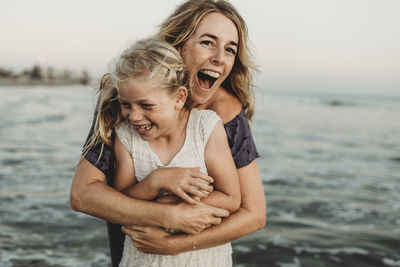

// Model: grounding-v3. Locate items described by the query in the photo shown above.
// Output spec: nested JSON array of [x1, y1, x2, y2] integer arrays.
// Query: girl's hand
[[148, 167, 214, 204]]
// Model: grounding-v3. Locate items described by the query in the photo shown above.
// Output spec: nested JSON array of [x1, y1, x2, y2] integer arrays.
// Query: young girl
[[107, 38, 240, 266]]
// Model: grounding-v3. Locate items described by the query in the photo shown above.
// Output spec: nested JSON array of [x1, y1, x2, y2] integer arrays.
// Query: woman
[[70, 0, 266, 266]]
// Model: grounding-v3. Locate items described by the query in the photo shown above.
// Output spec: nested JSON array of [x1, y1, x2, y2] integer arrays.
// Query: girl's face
[[117, 76, 187, 141], [179, 12, 239, 106]]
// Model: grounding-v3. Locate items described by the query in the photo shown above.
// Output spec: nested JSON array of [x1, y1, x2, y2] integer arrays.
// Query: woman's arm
[[70, 158, 229, 234], [122, 159, 266, 254], [202, 120, 241, 213]]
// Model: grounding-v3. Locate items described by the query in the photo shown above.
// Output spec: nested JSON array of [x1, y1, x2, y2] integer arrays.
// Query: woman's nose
[[211, 46, 225, 66]]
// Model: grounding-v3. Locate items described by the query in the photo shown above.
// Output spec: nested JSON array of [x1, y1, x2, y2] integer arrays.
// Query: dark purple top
[[83, 109, 259, 266]]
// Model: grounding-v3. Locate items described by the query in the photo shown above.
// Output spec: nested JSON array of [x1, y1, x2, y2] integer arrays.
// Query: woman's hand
[[148, 167, 213, 204], [122, 201, 229, 254], [122, 225, 179, 255], [170, 201, 228, 233]]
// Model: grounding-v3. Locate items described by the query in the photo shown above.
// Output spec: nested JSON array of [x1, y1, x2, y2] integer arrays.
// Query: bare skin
[[71, 159, 229, 234], [113, 77, 240, 213], [123, 160, 265, 254], [71, 10, 266, 256], [122, 85, 266, 254]]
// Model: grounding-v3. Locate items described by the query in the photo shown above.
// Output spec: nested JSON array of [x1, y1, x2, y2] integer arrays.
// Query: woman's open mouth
[[197, 70, 220, 90]]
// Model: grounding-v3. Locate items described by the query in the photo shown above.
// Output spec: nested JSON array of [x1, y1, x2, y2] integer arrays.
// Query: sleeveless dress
[[115, 108, 232, 267]]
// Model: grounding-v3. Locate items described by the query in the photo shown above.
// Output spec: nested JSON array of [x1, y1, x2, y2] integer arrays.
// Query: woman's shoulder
[[210, 89, 242, 124], [223, 109, 260, 169], [224, 109, 246, 127]]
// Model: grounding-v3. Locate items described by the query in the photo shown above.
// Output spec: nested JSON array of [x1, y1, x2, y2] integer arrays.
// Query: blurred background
[[1, 0, 399, 266]]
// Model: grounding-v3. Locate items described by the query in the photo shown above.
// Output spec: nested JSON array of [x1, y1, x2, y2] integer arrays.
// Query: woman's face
[[179, 12, 239, 106]]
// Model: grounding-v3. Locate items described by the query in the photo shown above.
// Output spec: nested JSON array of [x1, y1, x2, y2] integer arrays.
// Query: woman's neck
[[196, 87, 242, 124]]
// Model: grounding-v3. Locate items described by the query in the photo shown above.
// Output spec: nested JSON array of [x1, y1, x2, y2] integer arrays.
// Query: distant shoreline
[[0, 78, 90, 87]]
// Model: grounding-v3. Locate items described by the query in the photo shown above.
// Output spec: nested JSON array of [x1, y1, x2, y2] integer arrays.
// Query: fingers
[[189, 179, 213, 193], [183, 184, 209, 200], [190, 168, 214, 183], [122, 226, 142, 243], [210, 216, 222, 226], [122, 225, 146, 233], [132, 240, 145, 249], [175, 188, 197, 204], [210, 206, 229, 218], [121, 225, 132, 235]]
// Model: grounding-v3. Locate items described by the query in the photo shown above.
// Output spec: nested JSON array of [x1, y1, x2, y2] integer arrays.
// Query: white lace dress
[[115, 108, 232, 267]]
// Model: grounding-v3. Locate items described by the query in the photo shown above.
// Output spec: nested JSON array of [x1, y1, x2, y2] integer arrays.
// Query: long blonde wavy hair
[[82, 38, 188, 160], [157, 0, 258, 120]]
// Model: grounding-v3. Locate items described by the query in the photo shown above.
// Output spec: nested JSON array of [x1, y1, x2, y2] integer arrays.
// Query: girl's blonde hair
[[82, 38, 188, 160], [157, 0, 258, 120]]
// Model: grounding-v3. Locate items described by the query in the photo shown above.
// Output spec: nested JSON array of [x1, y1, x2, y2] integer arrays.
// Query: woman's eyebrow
[[200, 33, 238, 47]]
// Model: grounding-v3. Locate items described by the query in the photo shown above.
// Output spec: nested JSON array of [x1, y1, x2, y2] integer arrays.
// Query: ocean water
[[1, 85, 399, 267]]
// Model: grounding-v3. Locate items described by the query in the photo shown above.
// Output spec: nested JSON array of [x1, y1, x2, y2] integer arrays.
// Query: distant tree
[[63, 69, 71, 80], [47, 66, 55, 81], [0, 68, 6, 77], [80, 69, 90, 85], [0, 67, 12, 78], [30, 64, 42, 80], [22, 69, 30, 76]]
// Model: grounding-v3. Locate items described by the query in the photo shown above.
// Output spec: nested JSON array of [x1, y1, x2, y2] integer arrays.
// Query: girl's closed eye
[[141, 103, 155, 110], [119, 102, 131, 109]]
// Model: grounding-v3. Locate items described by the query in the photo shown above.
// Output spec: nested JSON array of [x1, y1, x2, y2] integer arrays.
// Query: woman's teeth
[[200, 70, 220, 79]]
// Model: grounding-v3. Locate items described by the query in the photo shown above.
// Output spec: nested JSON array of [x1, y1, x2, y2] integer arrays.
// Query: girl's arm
[[114, 135, 214, 203], [169, 160, 266, 251], [71, 158, 229, 233], [113, 135, 137, 191], [202, 120, 241, 213], [113, 135, 159, 200], [122, 159, 266, 254]]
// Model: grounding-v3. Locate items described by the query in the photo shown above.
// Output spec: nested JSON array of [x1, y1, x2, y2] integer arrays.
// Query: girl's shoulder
[[189, 108, 221, 148], [191, 107, 219, 117], [190, 108, 221, 127], [115, 120, 133, 138]]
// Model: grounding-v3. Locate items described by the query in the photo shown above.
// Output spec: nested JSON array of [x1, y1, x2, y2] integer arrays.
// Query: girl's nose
[[128, 107, 143, 122]]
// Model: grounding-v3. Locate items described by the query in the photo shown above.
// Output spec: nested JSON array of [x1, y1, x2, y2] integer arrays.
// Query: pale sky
[[1, 0, 399, 92]]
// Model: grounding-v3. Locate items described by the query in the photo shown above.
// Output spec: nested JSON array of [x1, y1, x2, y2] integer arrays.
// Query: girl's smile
[[117, 75, 188, 142], [134, 123, 153, 134]]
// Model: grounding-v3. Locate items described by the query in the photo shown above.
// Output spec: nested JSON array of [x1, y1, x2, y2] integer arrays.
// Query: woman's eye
[[226, 47, 237, 56], [201, 40, 213, 46]]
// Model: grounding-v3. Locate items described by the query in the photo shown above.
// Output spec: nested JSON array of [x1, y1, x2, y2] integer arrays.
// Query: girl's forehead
[[117, 75, 158, 88], [117, 76, 169, 98]]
